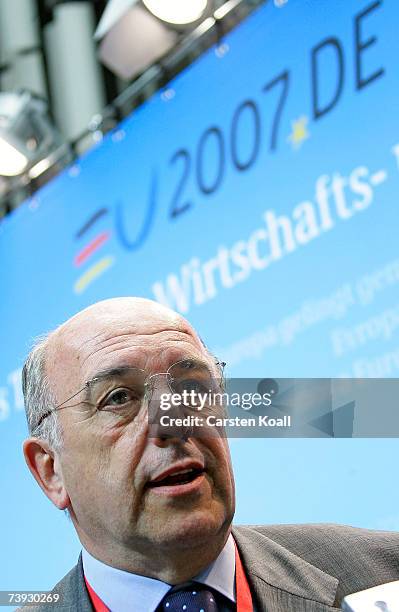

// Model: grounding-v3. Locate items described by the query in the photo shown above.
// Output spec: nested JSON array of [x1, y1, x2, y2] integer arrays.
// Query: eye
[[101, 388, 141, 410], [174, 379, 210, 395]]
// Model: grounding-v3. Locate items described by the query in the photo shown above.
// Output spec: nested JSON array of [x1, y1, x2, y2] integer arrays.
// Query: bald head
[[23, 297, 211, 443], [45, 297, 207, 401], [56, 297, 185, 336], [46, 298, 190, 360], [50, 298, 191, 349]]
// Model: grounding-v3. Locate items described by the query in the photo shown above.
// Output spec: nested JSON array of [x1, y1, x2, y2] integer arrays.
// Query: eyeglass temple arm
[[33, 384, 89, 431]]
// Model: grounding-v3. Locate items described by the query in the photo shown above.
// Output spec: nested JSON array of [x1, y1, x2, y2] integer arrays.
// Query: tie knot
[[160, 583, 219, 612]]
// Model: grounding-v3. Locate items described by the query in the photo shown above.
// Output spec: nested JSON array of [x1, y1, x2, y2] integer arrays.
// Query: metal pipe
[[0, 0, 47, 96], [44, 1, 106, 140]]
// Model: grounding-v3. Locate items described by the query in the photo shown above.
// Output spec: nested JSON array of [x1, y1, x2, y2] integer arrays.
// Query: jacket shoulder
[[242, 522, 399, 550], [234, 523, 399, 602], [17, 556, 92, 612]]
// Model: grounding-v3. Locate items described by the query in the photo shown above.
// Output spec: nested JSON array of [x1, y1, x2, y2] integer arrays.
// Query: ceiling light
[[28, 157, 52, 180], [0, 91, 63, 178], [142, 0, 208, 25], [95, 0, 213, 80], [0, 137, 29, 177]]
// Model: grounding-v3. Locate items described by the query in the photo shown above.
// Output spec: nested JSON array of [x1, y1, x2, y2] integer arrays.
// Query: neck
[[79, 527, 231, 584]]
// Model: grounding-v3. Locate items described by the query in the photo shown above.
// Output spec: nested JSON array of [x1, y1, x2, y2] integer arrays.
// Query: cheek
[[60, 413, 149, 500], [206, 438, 235, 491]]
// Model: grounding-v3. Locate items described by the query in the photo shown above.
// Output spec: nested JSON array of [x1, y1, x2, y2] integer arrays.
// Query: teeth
[[150, 467, 202, 485], [172, 468, 195, 476]]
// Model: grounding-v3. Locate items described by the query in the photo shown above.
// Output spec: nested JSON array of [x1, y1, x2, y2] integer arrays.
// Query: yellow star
[[288, 115, 310, 149]]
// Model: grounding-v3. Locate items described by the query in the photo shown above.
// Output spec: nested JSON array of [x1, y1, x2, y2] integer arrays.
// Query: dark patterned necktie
[[159, 583, 219, 611]]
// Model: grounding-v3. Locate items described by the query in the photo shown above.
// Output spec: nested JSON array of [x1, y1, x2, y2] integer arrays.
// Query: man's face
[[46, 300, 235, 560]]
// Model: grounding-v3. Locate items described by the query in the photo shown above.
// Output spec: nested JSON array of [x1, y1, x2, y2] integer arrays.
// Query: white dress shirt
[[82, 534, 236, 612]]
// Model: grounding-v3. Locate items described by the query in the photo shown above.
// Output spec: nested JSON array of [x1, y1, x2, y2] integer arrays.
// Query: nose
[[146, 374, 191, 445]]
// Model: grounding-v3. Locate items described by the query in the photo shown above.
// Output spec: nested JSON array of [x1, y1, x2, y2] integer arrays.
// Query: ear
[[23, 438, 70, 510]]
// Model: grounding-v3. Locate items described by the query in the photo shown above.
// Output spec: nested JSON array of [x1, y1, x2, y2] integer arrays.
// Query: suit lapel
[[75, 554, 95, 611], [232, 526, 339, 611], [46, 553, 93, 611]]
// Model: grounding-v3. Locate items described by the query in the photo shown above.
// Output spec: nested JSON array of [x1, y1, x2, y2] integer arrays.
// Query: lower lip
[[147, 473, 206, 497]]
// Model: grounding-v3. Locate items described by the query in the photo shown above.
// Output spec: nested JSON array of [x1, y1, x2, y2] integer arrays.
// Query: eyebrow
[[83, 365, 144, 402], [89, 364, 142, 382], [88, 354, 206, 384]]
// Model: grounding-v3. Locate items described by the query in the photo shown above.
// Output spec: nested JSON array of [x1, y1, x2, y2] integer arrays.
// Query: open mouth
[[147, 467, 205, 488]]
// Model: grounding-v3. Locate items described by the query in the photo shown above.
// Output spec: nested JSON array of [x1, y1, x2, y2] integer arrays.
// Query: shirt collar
[[82, 534, 236, 612]]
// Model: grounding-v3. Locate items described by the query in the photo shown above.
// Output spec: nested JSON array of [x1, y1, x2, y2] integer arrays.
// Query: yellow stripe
[[74, 256, 115, 294]]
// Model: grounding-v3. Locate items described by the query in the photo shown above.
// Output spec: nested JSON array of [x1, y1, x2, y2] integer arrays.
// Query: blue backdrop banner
[[1, 0, 399, 595]]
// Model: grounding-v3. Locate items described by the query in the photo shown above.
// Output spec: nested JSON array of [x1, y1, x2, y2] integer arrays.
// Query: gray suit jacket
[[19, 524, 399, 611]]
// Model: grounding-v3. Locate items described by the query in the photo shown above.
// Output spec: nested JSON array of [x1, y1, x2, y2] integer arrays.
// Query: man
[[21, 297, 399, 611]]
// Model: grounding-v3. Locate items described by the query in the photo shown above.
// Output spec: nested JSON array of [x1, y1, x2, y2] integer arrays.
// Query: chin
[[156, 507, 231, 550]]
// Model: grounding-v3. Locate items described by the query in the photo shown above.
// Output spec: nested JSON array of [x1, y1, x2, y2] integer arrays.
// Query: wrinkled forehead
[[45, 307, 208, 395]]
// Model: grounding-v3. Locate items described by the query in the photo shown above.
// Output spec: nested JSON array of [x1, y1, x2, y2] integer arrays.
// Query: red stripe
[[235, 539, 254, 612], [74, 231, 110, 267], [84, 576, 110, 612]]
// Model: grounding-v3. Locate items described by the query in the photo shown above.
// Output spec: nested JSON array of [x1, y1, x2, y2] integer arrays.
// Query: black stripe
[[75, 208, 108, 239]]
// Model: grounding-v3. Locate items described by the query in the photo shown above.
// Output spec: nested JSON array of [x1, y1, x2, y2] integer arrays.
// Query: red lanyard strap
[[235, 540, 254, 612], [85, 576, 109, 612]]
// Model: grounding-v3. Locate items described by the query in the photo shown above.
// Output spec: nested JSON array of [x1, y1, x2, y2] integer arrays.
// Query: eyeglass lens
[[82, 359, 223, 417]]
